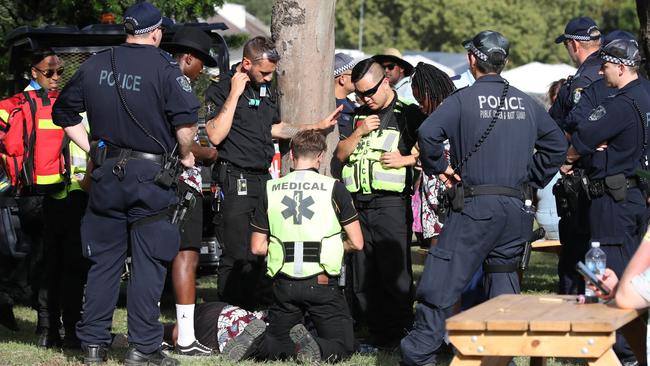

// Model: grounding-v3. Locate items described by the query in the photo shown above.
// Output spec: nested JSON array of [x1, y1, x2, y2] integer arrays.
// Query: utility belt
[[586, 175, 638, 201], [438, 183, 525, 217], [275, 272, 340, 286], [217, 160, 269, 176]]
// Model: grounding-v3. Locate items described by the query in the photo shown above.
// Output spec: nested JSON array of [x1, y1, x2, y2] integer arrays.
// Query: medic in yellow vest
[[244, 130, 363, 363], [251, 131, 363, 278]]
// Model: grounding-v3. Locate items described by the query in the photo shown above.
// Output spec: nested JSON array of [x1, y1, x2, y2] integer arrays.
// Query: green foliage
[[335, 0, 640, 67], [228, 0, 273, 25]]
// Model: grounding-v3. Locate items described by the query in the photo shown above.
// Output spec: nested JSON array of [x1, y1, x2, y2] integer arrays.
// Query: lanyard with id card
[[237, 173, 248, 196]]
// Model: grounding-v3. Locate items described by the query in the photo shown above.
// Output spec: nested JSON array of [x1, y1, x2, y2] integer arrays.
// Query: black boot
[[36, 327, 62, 348], [0, 303, 19, 331], [124, 347, 179, 366], [83, 344, 108, 364]]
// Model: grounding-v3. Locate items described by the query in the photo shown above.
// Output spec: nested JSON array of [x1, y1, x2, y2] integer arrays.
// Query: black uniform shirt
[[251, 168, 359, 233], [336, 97, 356, 139], [52, 43, 199, 154], [205, 65, 281, 171], [549, 51, 603, 130], [572, 78, 650, 179], [418, 74, 567, 189]]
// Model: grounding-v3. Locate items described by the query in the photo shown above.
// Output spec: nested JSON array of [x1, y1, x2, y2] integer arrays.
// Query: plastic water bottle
[[584, 241, 606, 297]]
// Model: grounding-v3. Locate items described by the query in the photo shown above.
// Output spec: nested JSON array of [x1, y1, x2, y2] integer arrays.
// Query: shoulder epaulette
[[159, 49, 178, 65]]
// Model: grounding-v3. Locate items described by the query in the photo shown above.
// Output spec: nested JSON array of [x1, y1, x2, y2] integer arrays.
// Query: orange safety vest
[[0, 89, 66, 195]]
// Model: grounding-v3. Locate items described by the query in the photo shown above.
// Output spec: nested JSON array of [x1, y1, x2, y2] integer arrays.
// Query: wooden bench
[[446, 294, 646, 366], [412, 240, 562, 266]]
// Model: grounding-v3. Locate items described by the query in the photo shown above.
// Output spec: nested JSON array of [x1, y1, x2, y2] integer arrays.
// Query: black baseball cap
[[462, 31, 510, 65], [555, 16, 600, 44]]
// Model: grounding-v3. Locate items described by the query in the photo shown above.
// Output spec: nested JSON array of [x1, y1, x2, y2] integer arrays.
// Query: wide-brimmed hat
[[162, 26, 218, 67], [372, 48, 414, 76]]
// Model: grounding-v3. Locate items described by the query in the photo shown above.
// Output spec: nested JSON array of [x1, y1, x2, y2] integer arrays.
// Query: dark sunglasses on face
[[33, 67, 64, 78], [356, 78, 384, 99], [383, 63, 396, 70]]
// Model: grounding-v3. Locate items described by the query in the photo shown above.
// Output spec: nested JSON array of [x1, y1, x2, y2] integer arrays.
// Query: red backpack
[[0, 89, 66, 196]]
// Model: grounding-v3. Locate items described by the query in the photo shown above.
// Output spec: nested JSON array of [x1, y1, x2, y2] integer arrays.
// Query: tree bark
[[637, 0, 650, 77], [271, 0, 337, 176]]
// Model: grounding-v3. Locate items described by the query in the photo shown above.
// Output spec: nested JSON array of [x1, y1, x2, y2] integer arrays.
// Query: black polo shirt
[[205, 65, 281, 171]]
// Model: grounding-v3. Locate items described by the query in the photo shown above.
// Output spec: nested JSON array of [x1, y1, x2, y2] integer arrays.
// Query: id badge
[[237, 176, 248, 196]]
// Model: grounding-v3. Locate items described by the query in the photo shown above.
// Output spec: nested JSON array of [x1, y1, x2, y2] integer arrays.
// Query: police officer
[[204, 36, 340, 309], [550, 16, 602, 295], [564, 31, 650, 135], [400, 31, 566, 366], [336, 58, 424, 349], [52, 2, 198, 365], [566, 39, 650, 366], [226, 130, 362, 363]]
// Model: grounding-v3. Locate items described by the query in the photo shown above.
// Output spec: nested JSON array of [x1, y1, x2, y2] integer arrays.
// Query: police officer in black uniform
[[335, 58, 424, 349], [204, 36, 340, 309], [52, 2, 198, 365], [566, 40, 650, 366], [400, 31, 566, 366], [550, 17, 602, 295]]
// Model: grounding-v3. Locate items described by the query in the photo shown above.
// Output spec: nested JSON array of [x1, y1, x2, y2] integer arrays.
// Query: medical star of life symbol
[[281, 191, 315, 225]]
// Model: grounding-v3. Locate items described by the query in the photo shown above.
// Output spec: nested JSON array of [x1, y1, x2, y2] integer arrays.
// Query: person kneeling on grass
[[163, 301, 266, 357], [224, 130, 364, 363]]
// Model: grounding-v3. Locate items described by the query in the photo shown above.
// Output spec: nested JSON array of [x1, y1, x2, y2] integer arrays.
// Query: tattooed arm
[[270, 105, 343, 140], [206, 71, 249, 145]]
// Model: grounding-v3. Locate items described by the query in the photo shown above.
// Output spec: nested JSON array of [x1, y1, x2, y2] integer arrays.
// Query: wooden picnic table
[[446, 294, 647, 366]]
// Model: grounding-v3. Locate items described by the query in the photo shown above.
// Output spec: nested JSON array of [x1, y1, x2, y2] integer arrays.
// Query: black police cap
[[124, 1, 163, 35], [598, 39, 641, 67], [462, 31, 510, 65], [555, 16, 600, 44]]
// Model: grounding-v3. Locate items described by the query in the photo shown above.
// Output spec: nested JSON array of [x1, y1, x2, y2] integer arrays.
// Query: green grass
[[0, 251, 583, 365]]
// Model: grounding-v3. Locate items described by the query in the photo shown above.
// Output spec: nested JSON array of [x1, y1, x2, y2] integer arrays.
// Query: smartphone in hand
[[576, 261, 611, 296]]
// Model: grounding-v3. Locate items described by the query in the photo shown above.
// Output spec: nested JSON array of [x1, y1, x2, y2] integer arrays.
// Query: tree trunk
[[637, 0, 650, 77], [271, 0, 337, 176]]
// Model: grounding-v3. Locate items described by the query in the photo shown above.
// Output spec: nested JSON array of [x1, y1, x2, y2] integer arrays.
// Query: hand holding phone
[[576, 261, 611, 296]]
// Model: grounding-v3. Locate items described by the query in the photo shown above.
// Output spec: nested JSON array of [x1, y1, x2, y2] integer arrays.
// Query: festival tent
[[502, 62, 577, 96]]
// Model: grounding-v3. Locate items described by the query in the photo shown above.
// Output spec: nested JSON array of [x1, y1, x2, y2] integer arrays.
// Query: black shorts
[[178, 180, 202, 251]]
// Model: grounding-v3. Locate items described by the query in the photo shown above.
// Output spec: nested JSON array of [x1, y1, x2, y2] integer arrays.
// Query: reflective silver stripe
[[293, 241, 303, 276], [343, 175, 355, 187], [373, 171, 404, 183], [381, 133, 397, 151]]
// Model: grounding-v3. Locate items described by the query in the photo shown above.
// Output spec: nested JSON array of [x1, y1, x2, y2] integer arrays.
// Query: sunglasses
[[383, 63, 397, 71], [356, 78, 384, 99], [33, 67, 64, 78]]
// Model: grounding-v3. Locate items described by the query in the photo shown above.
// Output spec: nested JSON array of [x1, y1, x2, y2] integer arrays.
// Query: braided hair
[[411, 62, 455, 114]]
